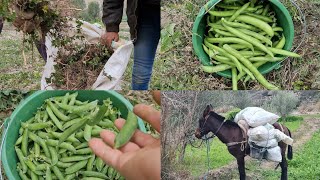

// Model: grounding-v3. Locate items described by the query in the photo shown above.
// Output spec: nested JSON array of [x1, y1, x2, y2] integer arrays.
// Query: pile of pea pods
[[14, 92, 126, 180], [202, 0, 301, 90]]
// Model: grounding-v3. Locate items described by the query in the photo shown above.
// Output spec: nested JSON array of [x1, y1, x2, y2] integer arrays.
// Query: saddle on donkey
[[234, 107, 294, 162]]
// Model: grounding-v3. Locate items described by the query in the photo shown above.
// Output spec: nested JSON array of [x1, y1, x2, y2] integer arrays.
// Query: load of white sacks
[[234, 107, 294, 162]]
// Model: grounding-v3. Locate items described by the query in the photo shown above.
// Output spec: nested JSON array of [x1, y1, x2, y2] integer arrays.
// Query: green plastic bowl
[[192, 0, 294, 78], [1, 90, 146, 180]]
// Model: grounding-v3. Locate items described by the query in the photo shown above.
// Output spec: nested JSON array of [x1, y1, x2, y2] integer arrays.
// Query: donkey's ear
[[209, 104, 213, 109], [203, 105, 211, 118]]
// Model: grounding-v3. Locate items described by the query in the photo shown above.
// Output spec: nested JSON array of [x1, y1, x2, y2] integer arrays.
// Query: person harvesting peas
[[100, 0, 161, 90], [89, 91, 161, 180]]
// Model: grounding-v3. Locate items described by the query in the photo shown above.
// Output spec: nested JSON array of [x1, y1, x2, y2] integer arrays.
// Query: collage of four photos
[[0, 0, 320, 179]]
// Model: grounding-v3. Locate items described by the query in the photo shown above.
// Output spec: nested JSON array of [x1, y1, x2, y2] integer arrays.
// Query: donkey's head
[[195, 104, 213, 139]]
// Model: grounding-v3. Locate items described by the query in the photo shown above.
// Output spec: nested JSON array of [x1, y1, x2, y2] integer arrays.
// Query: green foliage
[[224, 108, 241, 121], [72, 0, 86, 9], [0, 0, 16, 22], [278, 115, 303, 122], [160, 23, 182, 53], [269, 91, 299, 117], [0, 91, 29, 111], [81, 2, 101, 22], [228, 91, 253, 109]]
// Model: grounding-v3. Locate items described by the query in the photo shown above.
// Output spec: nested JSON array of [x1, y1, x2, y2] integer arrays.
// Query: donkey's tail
[[287, 128, 293, 160]]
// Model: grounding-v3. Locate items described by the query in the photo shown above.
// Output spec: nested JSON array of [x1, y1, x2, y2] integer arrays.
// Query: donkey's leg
[[280, 149, 288, 180], [237, 157, 246, 180]]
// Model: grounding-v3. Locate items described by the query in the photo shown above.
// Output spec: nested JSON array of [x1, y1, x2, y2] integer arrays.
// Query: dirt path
[[203, 118, 320, 180]]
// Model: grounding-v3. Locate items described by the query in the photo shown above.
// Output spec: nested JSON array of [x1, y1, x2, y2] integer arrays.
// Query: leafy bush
[[278, 115, 303, 122], [72, 0, 86, 9], [0, 91, 29, 112], [269, 91, 299, 117], [224, 108, 241, 121], [81, 2, 101, 22]]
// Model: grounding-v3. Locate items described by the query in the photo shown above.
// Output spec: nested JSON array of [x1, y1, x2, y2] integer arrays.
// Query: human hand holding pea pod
[[89, 91, 161, 180]]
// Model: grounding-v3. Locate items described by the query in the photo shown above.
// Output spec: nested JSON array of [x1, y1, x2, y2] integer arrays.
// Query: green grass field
[[0, 25, 44, 89], [178, 138, 234, 177], [260, 130, 320, 179]]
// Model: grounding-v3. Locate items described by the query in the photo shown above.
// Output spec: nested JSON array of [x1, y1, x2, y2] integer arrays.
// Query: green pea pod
[[56, 161, 74, 168], [268, 47, 300, 58], [65, 173, 76, 180], [18, 168, 30, 180], [114, 111, 138, 149], [229, 2, 250, 21], [232, 68, 238, 90], [203, 40, 243, 73], [47, 101, 70, 121], [87, 155, 96, 171], [28, 131, 51, 158], [15, 147, 28, 173], [59, 117, 90, 144], [51, 166, 64, 180], [244, 12, 273, 23], [235, 15, 274, 37], [238, 28, 272, 46], [48, 146, 58, 166], [201, 64, 232, 73], [87, 104, 109, 126], [80, 171, 109, 179], [46, 106, 63, 131], [60, 155, 92, 163], [96, 157, 104, 172], [221, 19, 274, 57], [65, 160, 88, 174], [209, 10, 236, 17], [275, 35, 286, 49], [249, 56, 283, 62], [45, 167, 52, 180], [21, 128, 28, 156], [205, 37, 254, 51], [22, 122, 52, 131], [15, 136, 23, 146], [223, 44, 279, 90], [84, 125, 92, 141]]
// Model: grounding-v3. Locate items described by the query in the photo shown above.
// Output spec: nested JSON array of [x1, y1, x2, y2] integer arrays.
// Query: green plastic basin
[[1, 90, 146, 180], [192, 0, 294, 78]]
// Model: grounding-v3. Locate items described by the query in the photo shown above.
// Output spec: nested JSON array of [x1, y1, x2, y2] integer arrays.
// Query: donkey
[[195, 105, 293, 180]]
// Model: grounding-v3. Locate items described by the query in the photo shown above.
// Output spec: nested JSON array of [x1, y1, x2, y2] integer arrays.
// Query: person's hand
[[100, 31, 119, 49], [89, 91, 161, 180]]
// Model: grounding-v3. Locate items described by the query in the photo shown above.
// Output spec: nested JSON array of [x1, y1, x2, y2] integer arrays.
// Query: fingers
[[99, 130, 140, 152], [114, 119, 158, 147], [134, 104, 161, 133], [152, 91, 161, 105], [89, 138, 122, 168]]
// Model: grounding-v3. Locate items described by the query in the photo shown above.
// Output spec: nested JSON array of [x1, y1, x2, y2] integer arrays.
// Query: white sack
[[248, 123, 275, 142], [273, 129, 294, 146], [249, 138, 278, 148], [234, 107, 280, 127], [266, 146, 282, 162], [248, 124, 293, 146], [41, 20, 133, 90]]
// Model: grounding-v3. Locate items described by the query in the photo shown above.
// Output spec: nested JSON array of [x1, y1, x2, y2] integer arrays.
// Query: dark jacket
[[102, 0, 160, 41]]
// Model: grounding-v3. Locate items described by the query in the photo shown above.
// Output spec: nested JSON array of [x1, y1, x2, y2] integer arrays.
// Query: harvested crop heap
[[14, 92, 127, 179], [7, 0, 110, 89], [52, 41, 111, 89], [202, 0, 301, 90]]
